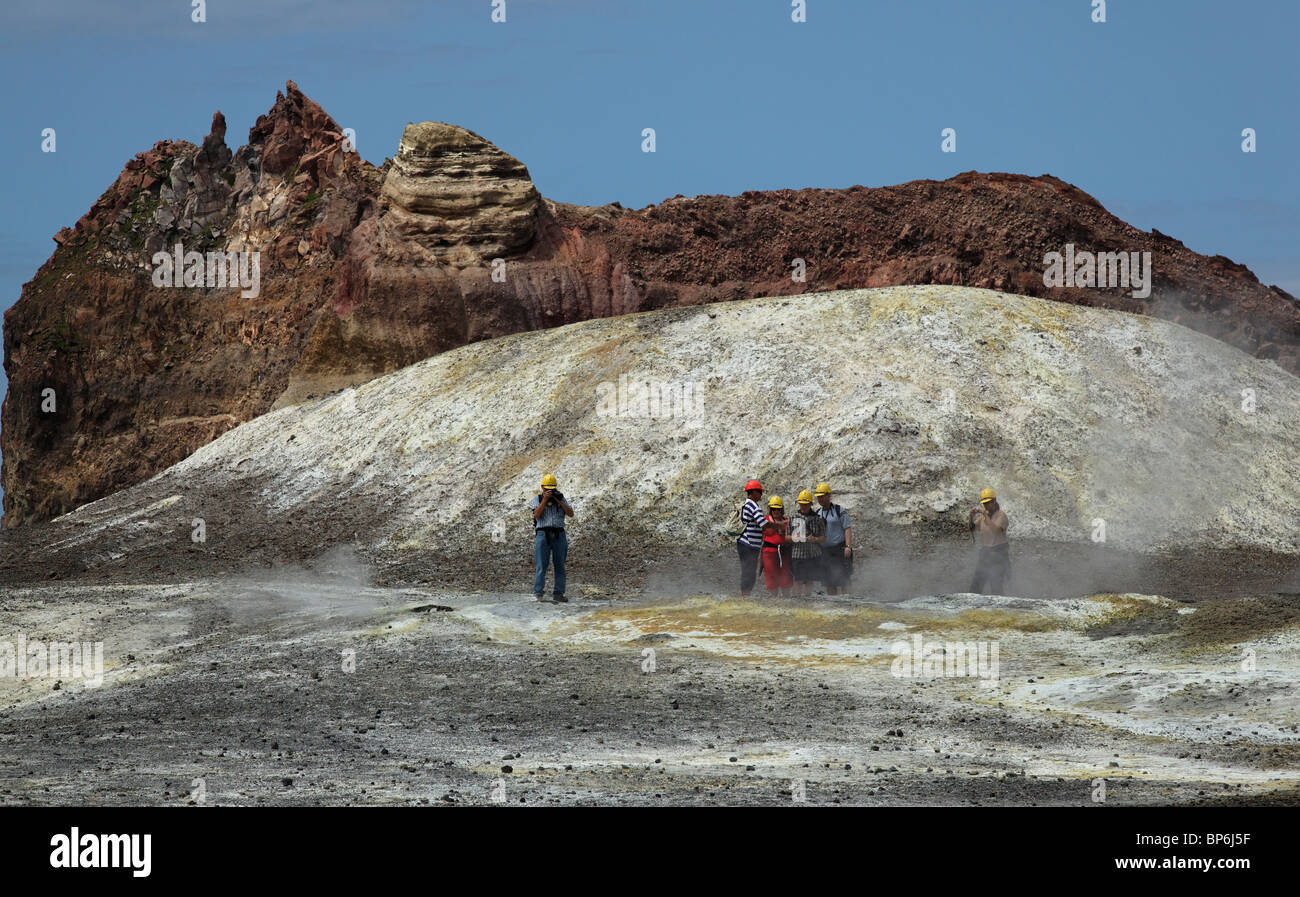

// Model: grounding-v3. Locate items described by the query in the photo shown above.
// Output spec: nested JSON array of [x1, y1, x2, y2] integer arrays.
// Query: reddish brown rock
[[4, 82, 1298, 527], [249, 80, 354, 183]]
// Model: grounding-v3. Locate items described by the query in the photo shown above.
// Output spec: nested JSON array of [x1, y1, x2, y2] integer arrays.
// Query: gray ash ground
[[1, 531, 1298, 806]]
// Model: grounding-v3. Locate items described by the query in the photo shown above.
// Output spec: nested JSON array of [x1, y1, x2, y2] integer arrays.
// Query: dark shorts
[[792, 556, 822, 583], [822, 544, 853, 587]]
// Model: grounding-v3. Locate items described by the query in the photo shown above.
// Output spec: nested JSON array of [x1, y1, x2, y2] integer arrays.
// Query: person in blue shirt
[[530, 473, 574, 602], [815, 481, 853, 595]]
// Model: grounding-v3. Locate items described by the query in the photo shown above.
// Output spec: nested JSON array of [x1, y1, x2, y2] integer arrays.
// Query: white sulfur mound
[[55, 285, 1300, 561]]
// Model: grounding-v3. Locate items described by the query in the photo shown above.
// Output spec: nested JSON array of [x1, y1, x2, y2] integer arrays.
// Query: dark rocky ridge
[[4, 81, 1297, 526]]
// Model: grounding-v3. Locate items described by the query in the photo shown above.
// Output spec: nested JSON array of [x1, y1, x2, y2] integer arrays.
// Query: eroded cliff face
[[2, 82, 376, 525], [5, 82, 1298, 526]]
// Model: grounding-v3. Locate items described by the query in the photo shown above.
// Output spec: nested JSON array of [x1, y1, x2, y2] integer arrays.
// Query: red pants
[[762, 547, 793, 591]]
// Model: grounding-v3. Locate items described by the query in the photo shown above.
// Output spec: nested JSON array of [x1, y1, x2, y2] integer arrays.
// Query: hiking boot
[[553, 594, 568, 603], [534, 593, 546, 602]]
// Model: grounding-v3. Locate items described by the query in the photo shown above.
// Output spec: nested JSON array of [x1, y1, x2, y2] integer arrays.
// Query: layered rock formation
[[5, 82, 1299, 526], [379, 121, 540, 263], [8, 286, 1300, 587]]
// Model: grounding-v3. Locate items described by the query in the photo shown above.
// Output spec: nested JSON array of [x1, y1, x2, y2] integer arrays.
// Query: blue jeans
[[533, 528, 568, 596]]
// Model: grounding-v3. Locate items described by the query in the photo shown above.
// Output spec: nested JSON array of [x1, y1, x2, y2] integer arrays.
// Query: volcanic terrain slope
[[5, 81, 1297, 525], [7, 285, 1299, 588]]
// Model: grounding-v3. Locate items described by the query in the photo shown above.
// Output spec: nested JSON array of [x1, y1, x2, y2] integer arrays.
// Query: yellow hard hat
[[980, 487, 996, 503], [797, 490, 814, 504], [541, 474, 558, 488], [767, 495, 784, 510], [815, 482, 832, 496]]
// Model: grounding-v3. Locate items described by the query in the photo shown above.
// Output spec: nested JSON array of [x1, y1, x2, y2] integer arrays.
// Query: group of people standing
[[735, 480, 854, 598], [733, 479, 1011, 598], [527, 471, 1011, 601]]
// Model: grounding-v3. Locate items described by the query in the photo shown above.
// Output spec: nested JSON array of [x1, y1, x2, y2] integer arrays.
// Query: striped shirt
[[531, 493, 570, 529], [737, 499, 765, 548]]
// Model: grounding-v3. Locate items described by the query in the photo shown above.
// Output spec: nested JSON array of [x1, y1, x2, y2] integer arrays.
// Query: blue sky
[[1, 0, 1297, 462]]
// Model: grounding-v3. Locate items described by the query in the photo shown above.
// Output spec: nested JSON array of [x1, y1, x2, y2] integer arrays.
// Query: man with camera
[[968, 487, 1010, 594], [531, 473, 575, 602]]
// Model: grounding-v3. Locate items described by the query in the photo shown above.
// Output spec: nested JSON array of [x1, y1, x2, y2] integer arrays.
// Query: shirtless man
[[969, 487, 1010, 594]]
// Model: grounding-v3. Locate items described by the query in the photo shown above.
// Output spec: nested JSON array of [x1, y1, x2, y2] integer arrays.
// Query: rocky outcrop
[[5, 82, 1299, 527], [379, 121, 540, 264], [8, 286, 1300, 586], [2, 82, 369, 526]]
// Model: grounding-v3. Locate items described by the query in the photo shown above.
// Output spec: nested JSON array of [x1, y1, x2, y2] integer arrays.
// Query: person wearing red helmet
[[736, 479, 766, 596]]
